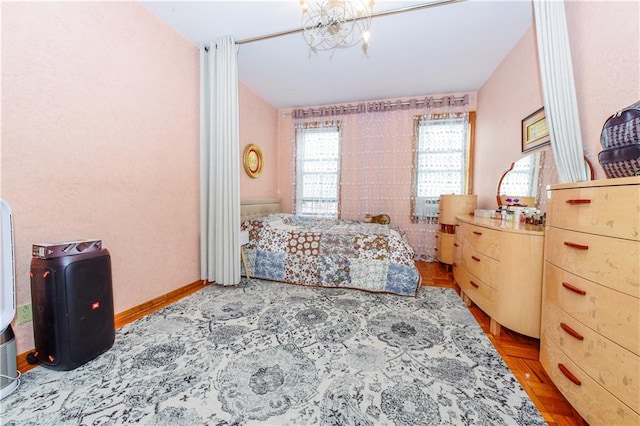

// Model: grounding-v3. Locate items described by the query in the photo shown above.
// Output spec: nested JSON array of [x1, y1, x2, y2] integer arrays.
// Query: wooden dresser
[[453, 215, 544, 338], [436, 195, 477, 266], [540, 177, 640, 425]]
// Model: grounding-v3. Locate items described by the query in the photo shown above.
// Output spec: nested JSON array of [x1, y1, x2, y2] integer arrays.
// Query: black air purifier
[[30, 248, 114, 371]]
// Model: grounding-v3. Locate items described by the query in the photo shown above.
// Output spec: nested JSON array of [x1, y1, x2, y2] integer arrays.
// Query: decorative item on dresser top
[[541, 176, 640, 425], [435, 194, 477, 268], [453, 215, 544, 338], [598, 100, 640, 178]]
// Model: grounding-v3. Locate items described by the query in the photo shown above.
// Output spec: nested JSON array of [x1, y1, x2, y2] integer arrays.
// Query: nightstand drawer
[[544, 262, 640, 354], [542, 300, 640, 409], [545, 227, 640, 297], [436, 231, 455, 265], [540, 336, 640, 425]]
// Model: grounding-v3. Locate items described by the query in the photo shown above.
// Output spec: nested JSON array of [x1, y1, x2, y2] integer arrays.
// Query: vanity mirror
[[496, 150, 594, 210]]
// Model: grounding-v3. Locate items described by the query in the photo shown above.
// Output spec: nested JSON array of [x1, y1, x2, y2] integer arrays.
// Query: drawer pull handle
[[562, 282, 587, 296], [435, 235, 439, 239], [471, 255, 481, 262], [453, 243, 459, 247], [473, 231, 482, 236], [470, 280, 479, 288], [563, 241, 589, 250], [558, 363, 582, 386], [565, 199, 591, 205], [560, 323, 584, 340]]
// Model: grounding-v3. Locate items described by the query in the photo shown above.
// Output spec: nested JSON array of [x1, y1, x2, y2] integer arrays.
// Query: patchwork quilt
[[242, 214, 420, 296]]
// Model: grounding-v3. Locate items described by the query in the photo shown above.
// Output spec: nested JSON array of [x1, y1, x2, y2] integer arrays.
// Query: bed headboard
[[241, 198, 281, 223]]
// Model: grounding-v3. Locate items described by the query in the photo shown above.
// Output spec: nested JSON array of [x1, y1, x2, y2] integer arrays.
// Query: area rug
[[0, 279, 545, 425]]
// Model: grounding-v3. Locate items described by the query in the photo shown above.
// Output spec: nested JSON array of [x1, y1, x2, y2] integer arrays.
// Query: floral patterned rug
[[1, 279, 545, 425]]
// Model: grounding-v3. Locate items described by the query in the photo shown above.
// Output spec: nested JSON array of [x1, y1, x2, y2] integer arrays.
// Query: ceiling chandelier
[[300, 0, 374, 55]]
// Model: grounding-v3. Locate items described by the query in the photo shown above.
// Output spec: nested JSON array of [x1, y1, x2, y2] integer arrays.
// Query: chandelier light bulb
[[301, 0, 374, 54]]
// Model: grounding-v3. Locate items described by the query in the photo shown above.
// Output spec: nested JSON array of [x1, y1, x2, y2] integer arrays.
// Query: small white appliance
[[0, 198, 18, 399]]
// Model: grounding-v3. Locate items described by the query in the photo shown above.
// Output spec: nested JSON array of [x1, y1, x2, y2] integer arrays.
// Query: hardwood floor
[[417, 260, 587, 426]]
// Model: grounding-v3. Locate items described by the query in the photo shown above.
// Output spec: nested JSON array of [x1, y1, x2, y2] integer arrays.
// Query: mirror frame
[[495, 161, 516, 207], [496, 155, 595, 207]]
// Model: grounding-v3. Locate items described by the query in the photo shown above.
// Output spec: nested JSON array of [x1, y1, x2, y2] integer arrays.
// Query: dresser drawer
[[455, 219, 465, 243], [545, 227, 640, 297], [462, 223, 501, 260], [540, 336, 640, 425], [547, 183, 640, 241], [453, 264, 496, 316], [544, 262, 640, 354], [542, 300, 640, 410], [461, 244, 499, 289]]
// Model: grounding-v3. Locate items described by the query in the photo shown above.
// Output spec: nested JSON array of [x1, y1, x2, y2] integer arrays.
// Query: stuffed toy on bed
[[363, 214, 391, 224]]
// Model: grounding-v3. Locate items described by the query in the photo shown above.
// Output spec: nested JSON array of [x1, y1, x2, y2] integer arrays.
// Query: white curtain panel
[[533, 0, 587, 183], [200, 36, 241, 286]]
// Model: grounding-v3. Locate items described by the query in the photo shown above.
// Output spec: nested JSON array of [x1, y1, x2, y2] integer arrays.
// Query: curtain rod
[[289, 94, 471, 118], [235, 0, 464, 46]]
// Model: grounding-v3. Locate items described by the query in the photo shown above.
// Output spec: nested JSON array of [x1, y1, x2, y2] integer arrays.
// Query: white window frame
[[295, 125, 341, 218]]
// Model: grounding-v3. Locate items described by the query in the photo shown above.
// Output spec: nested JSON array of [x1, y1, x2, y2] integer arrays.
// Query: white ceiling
[[140, 0, 533, 109]]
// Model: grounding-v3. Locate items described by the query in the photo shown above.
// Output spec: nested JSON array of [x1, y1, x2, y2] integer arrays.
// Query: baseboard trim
[[114, 280, 209, 328], [17, 279, 209, 373]]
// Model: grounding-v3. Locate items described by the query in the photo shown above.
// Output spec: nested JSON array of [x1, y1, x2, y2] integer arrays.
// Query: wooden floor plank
[[417, 260, 586, 426]]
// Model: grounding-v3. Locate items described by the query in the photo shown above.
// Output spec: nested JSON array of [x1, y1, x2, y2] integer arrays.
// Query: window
[[413, 113, 473, 218], [296, 126, 341, 218]]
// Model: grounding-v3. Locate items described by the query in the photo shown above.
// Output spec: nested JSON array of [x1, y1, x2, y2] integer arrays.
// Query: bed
[[240, 199, 421, 296]]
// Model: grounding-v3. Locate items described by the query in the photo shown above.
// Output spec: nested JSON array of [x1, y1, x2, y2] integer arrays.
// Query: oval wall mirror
[[496, 151, 594, 209]]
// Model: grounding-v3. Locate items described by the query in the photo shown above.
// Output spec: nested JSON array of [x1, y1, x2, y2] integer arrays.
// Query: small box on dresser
[[541, 176, 640, 425]]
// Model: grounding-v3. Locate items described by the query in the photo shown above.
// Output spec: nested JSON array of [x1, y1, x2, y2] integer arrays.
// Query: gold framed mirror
[[243, 144, 263, 178]]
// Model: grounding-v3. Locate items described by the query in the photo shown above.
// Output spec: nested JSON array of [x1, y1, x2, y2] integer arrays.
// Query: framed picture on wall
[[521, 107, 550, 152], [243, 144, 264, 178]]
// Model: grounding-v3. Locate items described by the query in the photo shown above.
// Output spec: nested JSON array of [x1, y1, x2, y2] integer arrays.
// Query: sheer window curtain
[[413, 107, 470, 261], [293, 121, 342, 217], [290, 95, 470, 261], [200, 36, 241, 286], [533, 0, 587, 182]]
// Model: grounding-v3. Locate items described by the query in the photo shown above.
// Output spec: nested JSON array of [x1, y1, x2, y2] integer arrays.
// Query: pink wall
[[475, 26, 543, 209], [1, 2, 200, 353], [277, 114, 295, 213], [239, 84, 279, 199], [475, 1, 639, 209], [565, 0, 640, 174]]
